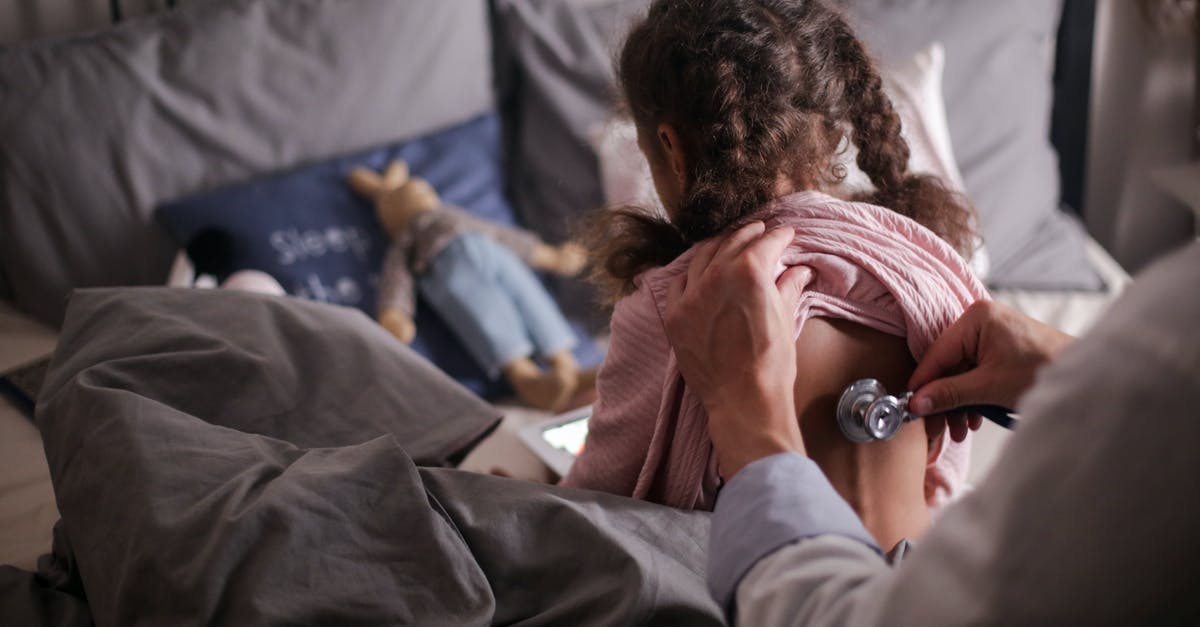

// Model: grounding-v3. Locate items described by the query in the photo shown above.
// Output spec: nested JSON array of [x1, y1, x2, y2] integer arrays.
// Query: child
[[561, 0, 989, 547]]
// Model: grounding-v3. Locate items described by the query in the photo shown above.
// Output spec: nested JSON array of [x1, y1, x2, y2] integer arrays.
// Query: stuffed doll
[[347, 160, 591, 411]]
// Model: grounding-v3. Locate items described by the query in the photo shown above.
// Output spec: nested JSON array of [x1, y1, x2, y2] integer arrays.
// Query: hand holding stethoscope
[[898, 300, 1074, 444], [837, 378, 1017, 443], [659, 222, 1075, 477]]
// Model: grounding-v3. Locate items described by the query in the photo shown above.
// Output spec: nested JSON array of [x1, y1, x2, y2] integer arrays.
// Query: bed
[[0, 0, 1126, 623]]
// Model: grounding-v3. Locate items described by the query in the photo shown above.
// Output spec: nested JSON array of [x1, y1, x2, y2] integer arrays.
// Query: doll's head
[[378, 177, 439, 234], [586, 0, 975, 303], [349, 160, 441, 237]]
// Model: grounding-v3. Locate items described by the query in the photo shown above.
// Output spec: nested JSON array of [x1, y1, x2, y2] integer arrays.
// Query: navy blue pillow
[[158, 112, 602, 399]]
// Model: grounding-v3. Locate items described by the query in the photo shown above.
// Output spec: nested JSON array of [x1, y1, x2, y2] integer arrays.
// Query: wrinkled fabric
[[1, 287, 723, 626], [564, 191, 990, 510]]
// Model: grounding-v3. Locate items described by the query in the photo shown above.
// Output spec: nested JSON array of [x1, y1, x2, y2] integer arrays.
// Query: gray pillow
[[0, 0, 494, 326], [840, 0, 1099, 289], [493, 0, 649, 245], [492, 0, 650, 326]]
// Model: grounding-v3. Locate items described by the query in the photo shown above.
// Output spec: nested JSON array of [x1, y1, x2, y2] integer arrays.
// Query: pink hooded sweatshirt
[[561, 190, 990, 511]]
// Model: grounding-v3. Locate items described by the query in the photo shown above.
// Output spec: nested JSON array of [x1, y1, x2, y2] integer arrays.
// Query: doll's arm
[[451, 207, 586, 276], [377, 246, 417, 343], [529, 241, 587, 276]]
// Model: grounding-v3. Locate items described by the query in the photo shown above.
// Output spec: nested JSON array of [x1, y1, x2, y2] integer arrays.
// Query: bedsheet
[[0, 288, 721, 626]]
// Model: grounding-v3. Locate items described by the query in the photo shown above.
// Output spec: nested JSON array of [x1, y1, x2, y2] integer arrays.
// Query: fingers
[[908, 300, 987, 392], [666, 270, 687, 312], [675, 222, 795, 315], [910, 370, 988, 417], [709, 221, 769, 269], [775, 264, 812, 318], [922, 412, 981, 446], [688, 221, 764, 288], [924, 414, 947, 443], [948, 421, 968, 443], [736, 226, 794, 274], [946, 413, 969, 443]]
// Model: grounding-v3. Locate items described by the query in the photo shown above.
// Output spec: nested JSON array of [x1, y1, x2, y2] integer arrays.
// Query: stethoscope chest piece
[[836, 378, 911, 443]]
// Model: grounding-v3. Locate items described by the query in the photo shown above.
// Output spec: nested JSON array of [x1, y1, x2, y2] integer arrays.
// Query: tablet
[[516, 405, 592, 477]]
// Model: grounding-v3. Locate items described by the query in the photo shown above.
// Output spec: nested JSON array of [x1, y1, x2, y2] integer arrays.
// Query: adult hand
[[908, 300, 1074, 442], [663, 222, 813, 478]]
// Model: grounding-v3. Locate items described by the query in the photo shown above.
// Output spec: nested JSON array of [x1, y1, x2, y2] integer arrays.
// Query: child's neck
[[771, 174, 836, 199]]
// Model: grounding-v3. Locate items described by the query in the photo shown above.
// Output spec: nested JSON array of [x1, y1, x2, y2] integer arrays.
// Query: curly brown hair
[[587, 0, 977, 303]]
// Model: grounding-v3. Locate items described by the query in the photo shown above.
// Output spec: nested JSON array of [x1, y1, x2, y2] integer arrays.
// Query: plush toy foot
[[546, 350, 579, 378], [556, 366, 598, 411], [505, 357, 577, 412], [575, 366, 598, 395], [568, 365, 592, 389]]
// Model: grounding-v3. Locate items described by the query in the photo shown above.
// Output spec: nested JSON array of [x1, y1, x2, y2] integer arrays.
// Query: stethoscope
[[836, 378, 1017, 443]]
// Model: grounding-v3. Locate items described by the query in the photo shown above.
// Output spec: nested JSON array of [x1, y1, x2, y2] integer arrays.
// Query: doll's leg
[[483, 240, 594, 400], [483, 240, 577, 360], [501, 357, 575, 412], [419, 236, 574, 410], [419, 242, 533, 377]]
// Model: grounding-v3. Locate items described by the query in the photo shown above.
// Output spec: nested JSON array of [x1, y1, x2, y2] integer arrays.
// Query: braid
[[840, 33, 909, 197], [678, 52, 778, 242], [832, 20, 976, 256], [587, 0, 976, 304]]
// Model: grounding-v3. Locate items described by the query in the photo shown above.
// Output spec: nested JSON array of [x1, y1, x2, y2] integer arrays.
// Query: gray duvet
[[0, 288, 721, 626]]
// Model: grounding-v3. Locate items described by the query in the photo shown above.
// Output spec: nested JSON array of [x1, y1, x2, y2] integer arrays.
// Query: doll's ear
[[383, 160, 410, 189], [347, 167, 384, 200]]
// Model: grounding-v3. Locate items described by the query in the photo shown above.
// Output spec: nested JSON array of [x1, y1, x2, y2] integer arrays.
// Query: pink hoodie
[[562, 191, 990, 511]]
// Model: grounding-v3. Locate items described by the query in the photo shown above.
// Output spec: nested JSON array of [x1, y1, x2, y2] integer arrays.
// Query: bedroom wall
[[1087, 0, 1197, 272], [0, 0, 170, 44]]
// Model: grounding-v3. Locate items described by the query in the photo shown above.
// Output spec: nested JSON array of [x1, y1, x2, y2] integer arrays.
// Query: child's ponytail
[[582, 206, 689, 306]]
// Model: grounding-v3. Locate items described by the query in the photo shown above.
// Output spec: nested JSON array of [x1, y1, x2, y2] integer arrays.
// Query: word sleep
[[291, 273, 379, 306], [270, 227, 373, 266]]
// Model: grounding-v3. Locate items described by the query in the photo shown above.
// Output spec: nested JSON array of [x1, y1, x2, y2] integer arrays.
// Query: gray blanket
[[0, 288, 721, 626]]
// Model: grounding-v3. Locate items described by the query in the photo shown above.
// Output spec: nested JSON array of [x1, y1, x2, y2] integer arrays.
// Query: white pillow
[[891, 43, 967, 189], [589, 116, 665, 215], [588, 43, 989, 279]]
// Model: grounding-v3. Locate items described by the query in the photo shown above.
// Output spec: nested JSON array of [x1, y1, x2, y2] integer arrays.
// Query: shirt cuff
[[707, 452, 880, 613]]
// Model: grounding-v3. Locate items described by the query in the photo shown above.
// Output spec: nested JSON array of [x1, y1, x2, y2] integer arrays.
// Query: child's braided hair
[[588, 0, 976, 303]]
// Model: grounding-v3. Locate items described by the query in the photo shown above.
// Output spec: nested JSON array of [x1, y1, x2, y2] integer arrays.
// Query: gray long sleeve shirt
[[709, 241, 1200, 626]]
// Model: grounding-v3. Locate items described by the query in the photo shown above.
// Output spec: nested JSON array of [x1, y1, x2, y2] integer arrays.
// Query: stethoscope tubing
[[954, 404, 1017, 430]]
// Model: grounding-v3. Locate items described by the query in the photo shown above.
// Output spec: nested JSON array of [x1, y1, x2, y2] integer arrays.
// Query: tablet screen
[[541, 415, 589, 456]]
